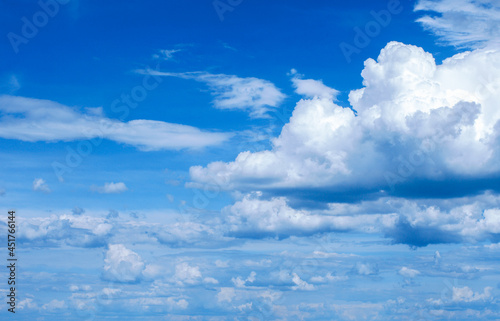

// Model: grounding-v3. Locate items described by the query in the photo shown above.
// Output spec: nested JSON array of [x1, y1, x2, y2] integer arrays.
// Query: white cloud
[[310, 273, 348, 284], [398, 267, 421, 278], [152, 221, 225, 247], [142, 264, 162, 279], [153, 49, 181, 60], [33, 178, 51, 193], [103, 244, 145, 283], [167, 298, 189, 310], [290, 69, 339, 100], [127, 296, 189, 311], [92, 182, 128, 194], [18, 298, 38, 310], [42, 299, 65, 311], [223, 193, 388, 237], [478, 208, 500, 233], [220, 190, 500, 244], [291, 273, 315, 291], [231, 271, 256, 288], [203, 277, 219, 284], [139, 70, 286, 118], [217, 287, 236, 303], [354, 263, 379, 276], [415, 0, 500, 49], [190, 42, 500, 194], [232, 277, 245, 288], [174, 262, 202, 285], [0, 95, 230, 150], [452, 286, 493, 302], [18, 213, 112, 247]]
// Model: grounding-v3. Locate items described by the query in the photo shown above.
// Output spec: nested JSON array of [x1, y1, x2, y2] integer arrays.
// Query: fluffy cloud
[[290, 69, 339, 100], [102, 244, 145, 283], [17, 213, 112, 247], [91, 182, 128, 194], [237, 191, 500, 246], [190, 42, 500, 200], [415, 0, 500, 49], [452, 286, 493, 302], [33, 178, 51, 193], [309, 273, 348, 284], [353, 262, 379, 276], [223, 193, 390, 238], [398, 267, 421, 278], [140, 70, 286, 118], [13, 192, 500, 248], [291, 273, 315, 291], [231, 271, 256, 288], [217, 287, 236, 303], [174, 262, 202, 285], [0, 95, 230, 150], [384, 196, 500, 246], [42, 299, 66, 311]]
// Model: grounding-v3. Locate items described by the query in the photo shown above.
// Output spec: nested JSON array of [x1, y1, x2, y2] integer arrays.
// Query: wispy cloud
[[138, 70, 286, 118], [152, 49, 182, 61], [0, 95, 231, 150], [415, 0, 500, 48]]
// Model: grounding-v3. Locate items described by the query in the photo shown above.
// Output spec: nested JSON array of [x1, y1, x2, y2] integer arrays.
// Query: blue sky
[[1, 0, 500, 319]]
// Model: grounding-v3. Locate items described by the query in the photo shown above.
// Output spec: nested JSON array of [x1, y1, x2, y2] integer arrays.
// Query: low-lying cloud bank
[[6, 190, 500, 247]]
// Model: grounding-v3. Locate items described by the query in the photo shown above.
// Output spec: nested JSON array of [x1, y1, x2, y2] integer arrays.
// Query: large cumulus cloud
[[186, 41, 500, 246], [190, 42, 500, 200]]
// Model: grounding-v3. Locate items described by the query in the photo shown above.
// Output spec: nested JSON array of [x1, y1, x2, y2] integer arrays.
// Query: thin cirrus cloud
[[138, 70, 286, 118], [152, 48, 182, 61], [415, 0, 500, 48], [0, 95, 231, 150]]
